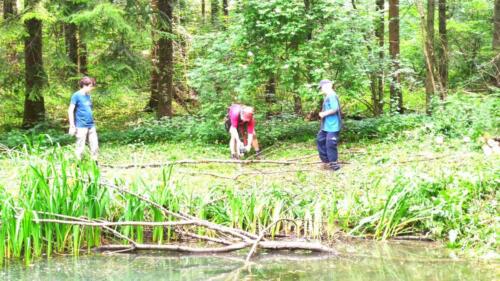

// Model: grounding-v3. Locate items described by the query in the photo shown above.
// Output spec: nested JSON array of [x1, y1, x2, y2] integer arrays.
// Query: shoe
[[255, 150, 262, 160], [329, 163, 340, 171]]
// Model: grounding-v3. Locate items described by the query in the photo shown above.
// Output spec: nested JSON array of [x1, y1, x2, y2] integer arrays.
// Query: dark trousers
[[316, 130, 339, 164]]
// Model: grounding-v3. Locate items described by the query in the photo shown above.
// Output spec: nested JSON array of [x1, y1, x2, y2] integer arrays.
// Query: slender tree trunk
[[265, 75, 276, 104], [494, 0, 500, 49], [389, 0, 402, 114], [493, 0, 500, 86], [201, 0, 205, 21], [223, 0, 228, 17], [437, 0, 447, 99], [304, 0, 312, 40], [373, 0, 385, 116], [23, 1, 46, 128], [78, 28, 88, 75], [157, 0, 174, 118], [211, 0, 219, 25], [290, 34, 302, 116], [147, 0, 160, 112], [425, 0, 436, 114], [3, 0, 18, 72], [64, 23, 79, 78], [3, 0, 15, 18]]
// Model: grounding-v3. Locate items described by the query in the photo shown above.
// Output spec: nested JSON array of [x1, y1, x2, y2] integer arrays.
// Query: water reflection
[[1, 241, 497, 281]]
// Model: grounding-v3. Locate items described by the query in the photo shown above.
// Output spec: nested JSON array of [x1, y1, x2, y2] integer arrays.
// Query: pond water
[[1, 241, 497, 281]]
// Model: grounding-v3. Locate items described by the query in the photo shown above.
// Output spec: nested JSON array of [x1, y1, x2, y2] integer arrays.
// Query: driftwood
[[176, 168, 323, 181], [101, 158, 349, 169], [96, 241, 336, 254], [24, 207, 337, 257], [13, 161, 338, 259], [15, 178, 336, 259], [100, 180, 259, 242]]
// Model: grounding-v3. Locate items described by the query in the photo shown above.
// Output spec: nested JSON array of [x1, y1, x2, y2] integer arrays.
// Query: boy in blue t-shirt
[[68, 76, 98, 160], [316, 79, 342, 171]]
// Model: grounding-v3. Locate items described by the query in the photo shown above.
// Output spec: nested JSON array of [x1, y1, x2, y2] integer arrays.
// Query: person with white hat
[[316, 79, 342, 171]]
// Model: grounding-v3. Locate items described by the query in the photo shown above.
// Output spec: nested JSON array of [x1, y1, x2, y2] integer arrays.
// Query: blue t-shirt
[[321, 92, 341, 132], [70, 91, 94, 128]]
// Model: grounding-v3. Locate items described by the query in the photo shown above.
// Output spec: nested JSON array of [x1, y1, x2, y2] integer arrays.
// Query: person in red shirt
[[225, 104, 261, 159]]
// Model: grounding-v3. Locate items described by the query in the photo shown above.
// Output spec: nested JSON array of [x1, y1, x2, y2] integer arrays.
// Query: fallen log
[[96, 240, 337, 255]]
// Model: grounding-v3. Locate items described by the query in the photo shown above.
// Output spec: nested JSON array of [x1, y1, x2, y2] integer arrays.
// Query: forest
[[0, 0, 499, 276]]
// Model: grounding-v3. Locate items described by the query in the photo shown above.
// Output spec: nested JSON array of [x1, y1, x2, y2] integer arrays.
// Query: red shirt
[[228, 104, 255, 134]]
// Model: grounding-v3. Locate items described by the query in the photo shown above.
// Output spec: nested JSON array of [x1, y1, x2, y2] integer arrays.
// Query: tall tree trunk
[[223, 0, 228, 17], [290, 33, 302, 116], [389, 0, 402, 114], [437, 0, 447, 99], [78, 28, 88, 75], [425, 0, 436, 114], [211, 0, 218, 25], [157, 0, 174, 118], [23, 1, 46, 128], [265, 75, 276, 104], [3, 0, 15, 18], [494, 0, 500, 49], [201, 0, 205, 21], [304, 0, 312, 40], [373, 0, 385, 116], [3, 0, 18, 72], [64, 22, 79, 78], [493, 0, 500, 86], [147, 0, 160, 112]]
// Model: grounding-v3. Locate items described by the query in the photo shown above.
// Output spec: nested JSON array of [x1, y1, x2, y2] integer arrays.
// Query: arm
[[246, 134, 254, 151], [319, 96, 339, 118], [319, 108, 338, 118], [245, 119, 255, 151], [68, 104, 76, 135]]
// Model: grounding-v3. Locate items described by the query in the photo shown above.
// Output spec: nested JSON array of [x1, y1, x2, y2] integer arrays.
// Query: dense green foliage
[[0, 0, 497, 128]]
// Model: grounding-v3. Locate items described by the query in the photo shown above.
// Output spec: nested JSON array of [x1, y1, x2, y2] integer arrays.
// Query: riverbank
[[0, 134, 498, 263]]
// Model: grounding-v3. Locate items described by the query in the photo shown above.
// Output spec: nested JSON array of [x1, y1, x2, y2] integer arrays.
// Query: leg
[[316, 130, 328, 163], [239, 125, 247, 146], [229, 134, 238, 159], [326, 131, 340, 170], [88, 127, 99, 161], [251, 133, 260, 152], [75, 128, 88, 160]]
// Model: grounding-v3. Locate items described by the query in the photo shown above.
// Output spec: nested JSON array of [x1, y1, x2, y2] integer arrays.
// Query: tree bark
[[265, 75, 276, 104], [494, 0, 500, 86], [157, 0, 174, 118], [211, 0, 219, 25], [78, 29, 88, 75], [389, 0, 402, 114], [147, 39, 160, 112], [223, 0, 228, 17], [437, 0, 447, 99], [146, 0, 160, 112], [373, 0, 385, 116], [425, 0, 436, 114], [64, 22, 79, 78], [290, 38, 303, 116], [494, 0, 500, 49], [3, 0, 15, 18], [201, 0, 205, 21], [23, 1, 47, 128]]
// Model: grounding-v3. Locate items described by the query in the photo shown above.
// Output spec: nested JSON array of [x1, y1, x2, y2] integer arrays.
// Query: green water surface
[[1, 241, 497, 281]]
